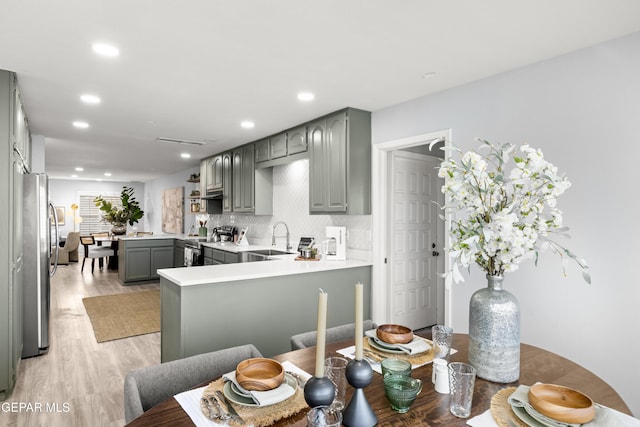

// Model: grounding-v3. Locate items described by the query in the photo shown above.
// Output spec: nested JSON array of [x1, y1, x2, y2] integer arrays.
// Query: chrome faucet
[[272, 221, 292, 251]]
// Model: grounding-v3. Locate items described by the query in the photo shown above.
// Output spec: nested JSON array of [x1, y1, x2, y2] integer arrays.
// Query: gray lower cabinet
[[174, 240, 185, 267], [203, 247, 238, 265], [119, 239, 175, 284], [309, 108, 371, 214], [160, 266, 372, 361]]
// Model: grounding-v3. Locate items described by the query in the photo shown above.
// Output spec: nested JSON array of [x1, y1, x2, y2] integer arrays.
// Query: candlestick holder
[[304, 376, 335, 408], [342, 359, 377, 427]]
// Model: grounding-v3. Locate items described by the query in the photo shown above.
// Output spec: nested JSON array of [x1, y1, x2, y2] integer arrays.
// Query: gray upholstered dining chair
[[80, 235, 114, 273], [290, 320, 377, 351], [123, 344, 263, 423], [55, 231, 80, 265]]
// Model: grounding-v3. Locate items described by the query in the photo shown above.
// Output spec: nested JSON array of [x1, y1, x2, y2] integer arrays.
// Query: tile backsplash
[[206, 158, 372, 260]]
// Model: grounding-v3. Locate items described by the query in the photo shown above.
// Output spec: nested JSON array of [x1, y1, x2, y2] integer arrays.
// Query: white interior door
[[388, 150, 444, 329]]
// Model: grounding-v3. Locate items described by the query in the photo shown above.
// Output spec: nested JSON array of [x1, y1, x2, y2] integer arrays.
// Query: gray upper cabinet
[[210, 155, 223, 191], [254, 139, 270, 163], [309, 108, 371, 214], [270, 132, 287, 159], [231, 143, 272, 215], [232, 144, 254, 213], [13, 85, 30, 172], [287, 125, 307, 155], [254, 127, 307, 166], [199, 159, 207, 201], [222, 151, 233, 213]]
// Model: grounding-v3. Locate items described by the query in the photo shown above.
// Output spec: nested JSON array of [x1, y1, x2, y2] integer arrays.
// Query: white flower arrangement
[[437, 139, 590, 283]]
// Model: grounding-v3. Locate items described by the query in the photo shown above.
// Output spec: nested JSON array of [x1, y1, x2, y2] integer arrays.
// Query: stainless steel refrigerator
[[22, 173, 59, 358]]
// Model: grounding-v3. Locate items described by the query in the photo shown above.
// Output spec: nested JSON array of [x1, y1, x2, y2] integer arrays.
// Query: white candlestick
[[315, 289, 328, 377], [355, 282, 364, 360]]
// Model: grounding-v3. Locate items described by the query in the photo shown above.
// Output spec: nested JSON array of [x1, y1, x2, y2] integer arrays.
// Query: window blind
[[78, 194, 122, 235]]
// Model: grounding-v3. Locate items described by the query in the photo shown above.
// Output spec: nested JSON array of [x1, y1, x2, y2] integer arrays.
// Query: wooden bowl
[[528, 383, 596, 424], [235, 358, 285, 391], [376, 324, 413, 344]]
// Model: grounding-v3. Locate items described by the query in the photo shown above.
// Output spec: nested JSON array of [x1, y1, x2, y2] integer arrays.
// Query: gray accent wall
[[372, 31, 640, 415]]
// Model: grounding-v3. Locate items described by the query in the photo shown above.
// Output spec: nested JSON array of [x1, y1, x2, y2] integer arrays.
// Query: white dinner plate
[[512, 405, 558, 427], [223, 373, 297, 407]]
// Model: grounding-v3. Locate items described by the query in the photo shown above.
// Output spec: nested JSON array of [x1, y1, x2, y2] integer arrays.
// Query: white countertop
[[157, 255, 372, 287]]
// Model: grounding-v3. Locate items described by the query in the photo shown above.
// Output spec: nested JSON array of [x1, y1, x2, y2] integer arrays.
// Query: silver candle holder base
[[342, 359, 377, 427]]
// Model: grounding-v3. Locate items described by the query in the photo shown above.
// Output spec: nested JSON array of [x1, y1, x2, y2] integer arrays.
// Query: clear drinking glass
[[431, 325, 454, 360], [306, 405, 343, 427], [448, 362, 476, 418], [324, 356, 348, 411]]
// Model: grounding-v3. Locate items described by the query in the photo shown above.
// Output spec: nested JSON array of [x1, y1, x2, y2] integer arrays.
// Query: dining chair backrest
[[56, 231, 80, 265], [80, 235, 96, 247], [290, 320, 377, 350], [91, 232, 109, 238], [123, 344, 263, 423]]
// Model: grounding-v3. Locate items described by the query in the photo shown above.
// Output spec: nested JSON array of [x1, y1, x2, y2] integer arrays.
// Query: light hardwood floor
[[3, 260, 160, 427]]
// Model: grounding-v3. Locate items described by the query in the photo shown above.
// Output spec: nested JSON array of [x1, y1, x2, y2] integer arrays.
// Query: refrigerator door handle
[[49, 202, 59, 276]]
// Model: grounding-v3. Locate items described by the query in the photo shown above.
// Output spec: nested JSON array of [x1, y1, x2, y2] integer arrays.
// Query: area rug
[[82, 290, 160, 343]]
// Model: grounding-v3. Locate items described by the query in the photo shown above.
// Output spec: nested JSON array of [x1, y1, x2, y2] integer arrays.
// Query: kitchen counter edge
[[157, 256, 372, 287]]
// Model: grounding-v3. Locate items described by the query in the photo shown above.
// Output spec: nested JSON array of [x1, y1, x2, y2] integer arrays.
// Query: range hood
[[201, 190, 223, 199]]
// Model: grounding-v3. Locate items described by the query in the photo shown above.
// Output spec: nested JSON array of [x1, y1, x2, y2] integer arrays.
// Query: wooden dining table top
[[125, 333, 631, 426]]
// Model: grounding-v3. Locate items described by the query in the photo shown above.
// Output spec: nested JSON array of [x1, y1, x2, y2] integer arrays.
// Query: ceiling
[[2, 1, 640, 182]]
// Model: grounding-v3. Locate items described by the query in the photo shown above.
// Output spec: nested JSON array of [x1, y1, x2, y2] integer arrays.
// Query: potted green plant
[[94, 186, 144, 235]]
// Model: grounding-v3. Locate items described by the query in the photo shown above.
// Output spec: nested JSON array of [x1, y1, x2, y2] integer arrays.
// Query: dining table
[[124, 332, 631, 426]]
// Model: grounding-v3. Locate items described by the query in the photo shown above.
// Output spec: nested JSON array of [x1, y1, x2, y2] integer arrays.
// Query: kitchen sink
[[247, 249, 295, 256]]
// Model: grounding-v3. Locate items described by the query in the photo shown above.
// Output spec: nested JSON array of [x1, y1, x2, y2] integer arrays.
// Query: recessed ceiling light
[[104, 172, 112, 177], [75, 167, 84, 172], [96, 178, 103, 182], [81, 94, 101, 104], [422, 72, 437, 79], [92, 43, 119, 57], [71, 174, 78, 178], [181, 153, 191, 159], [241, 121, 255, 129], [297, 92, 315, 101], [73, 121, 89, 129]]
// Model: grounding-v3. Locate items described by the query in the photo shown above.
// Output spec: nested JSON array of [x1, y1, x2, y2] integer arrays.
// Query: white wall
[[372, 32, 640, 415], [143, 166, 200, 235], [49, 179, 146, 237]]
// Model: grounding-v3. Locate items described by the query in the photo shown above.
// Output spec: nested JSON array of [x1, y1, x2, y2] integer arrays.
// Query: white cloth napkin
[[174, 385, 220, 427], [337, 345, 441, 375], [173, 360, 310, 427], [365, 329, 431, 355], [467, 385, 640, 427], [222, 370, 296, 407]]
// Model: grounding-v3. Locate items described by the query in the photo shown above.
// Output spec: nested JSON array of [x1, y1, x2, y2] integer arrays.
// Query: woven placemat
[[200, 378, 307, 427], [364, 336, 435, 364], [490, 387, 528, 427]]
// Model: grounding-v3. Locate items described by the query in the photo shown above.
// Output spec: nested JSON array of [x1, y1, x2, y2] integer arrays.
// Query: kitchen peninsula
[[157, 248, 372, 362]]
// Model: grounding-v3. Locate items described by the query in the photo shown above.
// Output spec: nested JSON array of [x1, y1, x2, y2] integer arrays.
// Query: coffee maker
[[323, 226, 346, 261]]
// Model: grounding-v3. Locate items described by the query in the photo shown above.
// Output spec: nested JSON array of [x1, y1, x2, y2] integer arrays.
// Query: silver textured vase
[[468, 275, 520, 383], [111, 222, 127, 235]]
